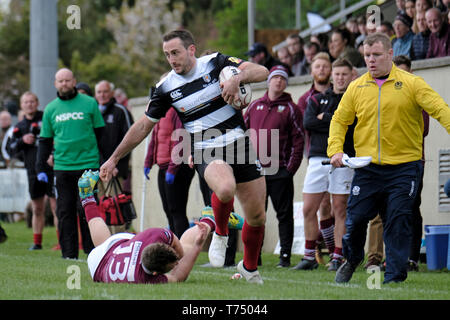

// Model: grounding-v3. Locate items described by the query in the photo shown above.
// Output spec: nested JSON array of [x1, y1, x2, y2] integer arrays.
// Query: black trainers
[[328, 258, 343, 271], [292, 258, 318, 270], [335, 261, 356, 283], [29, 244, 42, 251], [407, 260, 419, 272], [277, 253, 291, 268]]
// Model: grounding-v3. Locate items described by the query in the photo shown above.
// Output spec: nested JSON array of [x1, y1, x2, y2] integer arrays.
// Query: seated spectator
[[286, 34, 309, 76], [406, 0, 419, 33], [411, 10, 431, 60], [396, 0, 406, 13], [415, 0, 432, 14], [246, 42, 292, 75], [426, 7, 450, 58], [436, 0, 450, 14], [346, 17, 360, 40], [393, 12, 415, 57], [355, 15, 368, 49], [329, 28, 365, 67], [310, 33, 330, 55], [377, 21, 397, 44], [276, 46, 294, 71], [303, 42, 320, 74]]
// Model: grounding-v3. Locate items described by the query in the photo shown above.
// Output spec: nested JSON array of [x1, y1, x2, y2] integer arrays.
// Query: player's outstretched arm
[[237, 61, 269, 84], [100, 115, 155, 182], [165, 222, 209, 283]]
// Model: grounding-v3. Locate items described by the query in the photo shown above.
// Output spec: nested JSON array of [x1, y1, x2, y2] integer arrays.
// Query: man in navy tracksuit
[[244, 65, 304, 267]]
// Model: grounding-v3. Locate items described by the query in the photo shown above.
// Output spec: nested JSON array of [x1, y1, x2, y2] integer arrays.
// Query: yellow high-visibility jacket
[[327, 63, 450, 165]]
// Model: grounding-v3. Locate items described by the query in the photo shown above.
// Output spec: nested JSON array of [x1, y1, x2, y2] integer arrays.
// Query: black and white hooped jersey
[[145, 52, 246, 150]]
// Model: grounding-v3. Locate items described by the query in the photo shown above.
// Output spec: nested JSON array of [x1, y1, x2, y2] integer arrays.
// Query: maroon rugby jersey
[[93, 228, 174, 284]]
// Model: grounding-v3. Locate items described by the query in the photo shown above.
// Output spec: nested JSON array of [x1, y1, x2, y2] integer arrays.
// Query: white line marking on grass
[[191, 269, 362, 288], [191, 269, 450, 295]]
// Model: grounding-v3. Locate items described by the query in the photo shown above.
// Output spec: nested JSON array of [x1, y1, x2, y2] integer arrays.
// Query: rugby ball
[[219, 66, 252, 110]]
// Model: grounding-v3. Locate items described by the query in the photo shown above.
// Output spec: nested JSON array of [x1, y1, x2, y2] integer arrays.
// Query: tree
[[0, 0, 30, 106], [100, 0, 185, 96], [207, 0, 247, 59]]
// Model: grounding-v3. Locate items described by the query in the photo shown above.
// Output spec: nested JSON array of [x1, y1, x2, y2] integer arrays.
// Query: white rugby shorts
[[303, 156, 354, 194], [87, 233, 135, 278]]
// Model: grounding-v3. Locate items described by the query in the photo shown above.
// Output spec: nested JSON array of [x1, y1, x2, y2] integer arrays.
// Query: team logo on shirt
[[256, 105, 264, 110], [352, 185, 360, 196], [228, 57, 242, 64], [55, 112, 84, 122], [277, 106, 285, 112], [203, 74, 211, 83], [170, 89, 183, 101], [394, 81, 403, 90]]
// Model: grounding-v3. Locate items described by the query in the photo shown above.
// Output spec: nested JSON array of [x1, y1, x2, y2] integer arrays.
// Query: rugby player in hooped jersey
[[100, 29, 269, 284]]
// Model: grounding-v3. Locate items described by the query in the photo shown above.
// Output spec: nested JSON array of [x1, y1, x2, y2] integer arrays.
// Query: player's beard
[[58, 87, 76, 97], [315, 76, 330, 85]]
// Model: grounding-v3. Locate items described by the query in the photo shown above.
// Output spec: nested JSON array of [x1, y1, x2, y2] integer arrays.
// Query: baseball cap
[[245, 42, 267, 57], [267, 65, 289, 84]]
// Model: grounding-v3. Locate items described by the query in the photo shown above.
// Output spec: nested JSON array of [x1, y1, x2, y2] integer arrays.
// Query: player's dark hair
[[162, 29, 195, 49], [141, 243, 179, 274], [332, 58, 354, 70], [393, 55, 412, 69]]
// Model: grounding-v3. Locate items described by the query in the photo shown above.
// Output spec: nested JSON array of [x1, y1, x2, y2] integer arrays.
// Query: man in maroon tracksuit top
[[244, 65, 304, 267]]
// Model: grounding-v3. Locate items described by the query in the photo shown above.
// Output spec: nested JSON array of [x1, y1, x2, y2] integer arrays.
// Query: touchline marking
[[191, 269, 450, 295]]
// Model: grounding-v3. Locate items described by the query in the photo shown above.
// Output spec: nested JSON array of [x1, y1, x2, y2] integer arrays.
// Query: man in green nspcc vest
[[36, 68, 105, 259]]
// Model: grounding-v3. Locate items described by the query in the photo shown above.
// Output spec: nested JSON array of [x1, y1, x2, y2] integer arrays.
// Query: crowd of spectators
[[248, 0, 450, 78]]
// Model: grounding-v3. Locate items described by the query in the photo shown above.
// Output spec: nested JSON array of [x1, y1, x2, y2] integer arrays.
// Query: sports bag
[[98, 178, 137, 225]]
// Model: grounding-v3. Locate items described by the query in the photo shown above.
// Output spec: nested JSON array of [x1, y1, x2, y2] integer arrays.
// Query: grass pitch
[[0, 221, 449, 300]]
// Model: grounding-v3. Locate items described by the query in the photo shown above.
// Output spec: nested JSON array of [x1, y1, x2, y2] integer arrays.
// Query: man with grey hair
[[95, 80, 134, 191], [425, 7, 450, 58]]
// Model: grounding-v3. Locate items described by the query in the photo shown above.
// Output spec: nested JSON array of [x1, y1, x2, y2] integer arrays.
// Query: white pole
[[296, 0, 301, 30], [139, 135, 149, 232], [248, 0, 255, 48]]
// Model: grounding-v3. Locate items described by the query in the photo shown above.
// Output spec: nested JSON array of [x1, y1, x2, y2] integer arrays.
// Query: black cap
[[75, 82, 93, 96], [395, 11, 413, 29], [245, 42, 267, 57]]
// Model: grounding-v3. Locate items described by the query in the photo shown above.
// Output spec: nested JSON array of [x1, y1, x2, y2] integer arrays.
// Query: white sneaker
[[237, 260, 264, 284], [208, 233, 228, 267]]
